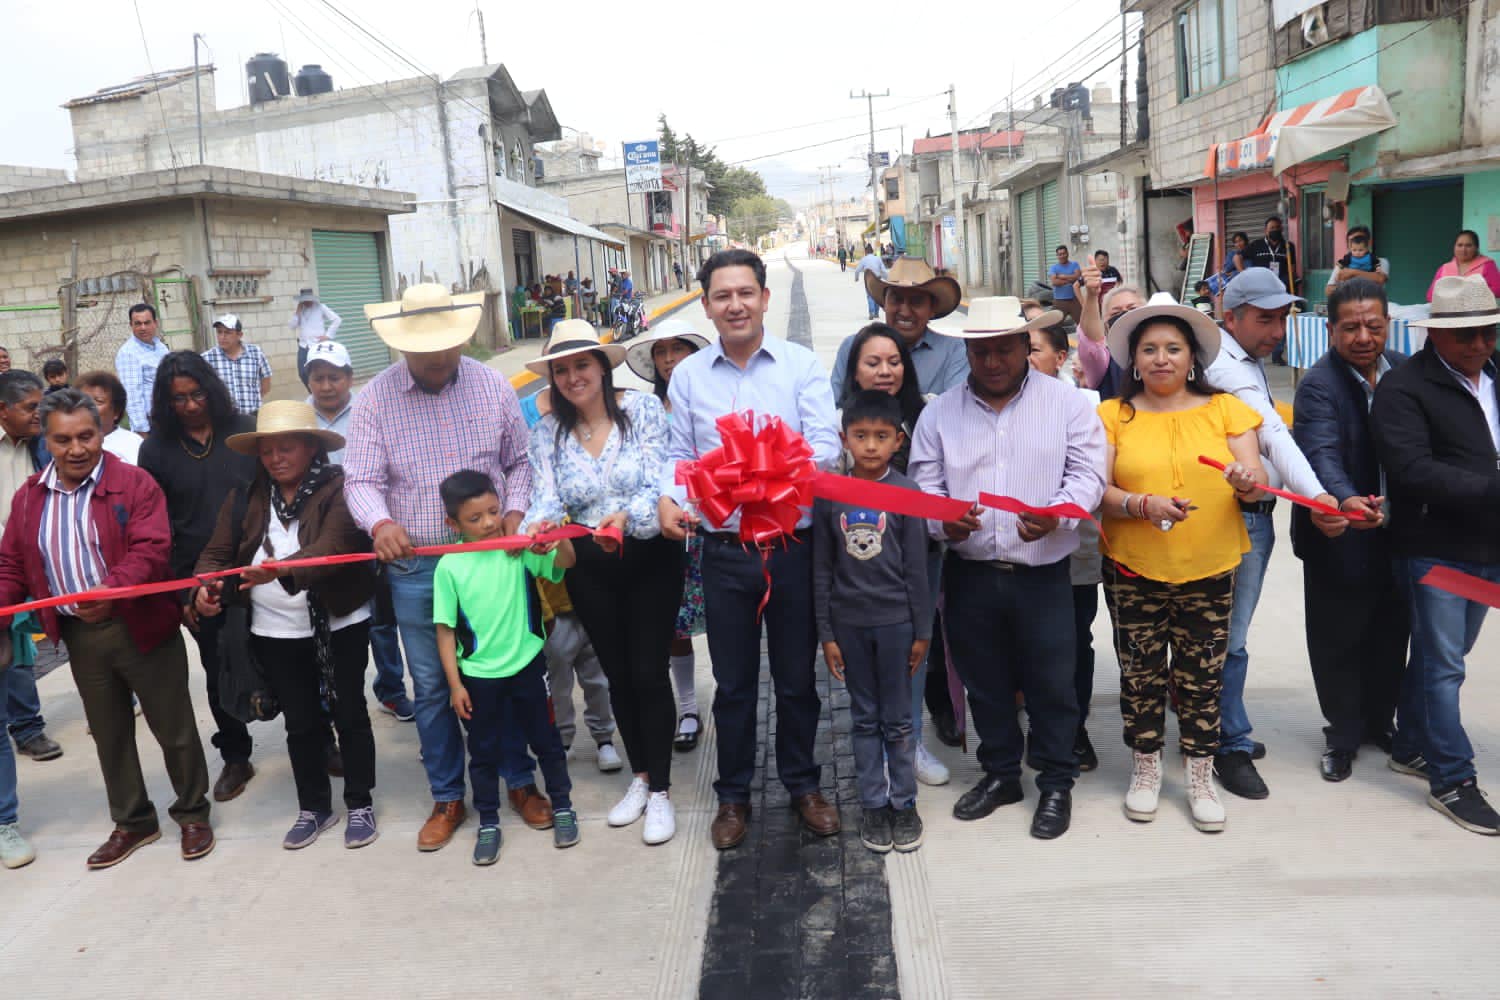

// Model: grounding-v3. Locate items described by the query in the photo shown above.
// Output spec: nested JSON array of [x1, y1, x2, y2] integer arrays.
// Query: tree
[[657, 114, 679, 162], [728, 194, 793, 242], [657, 115, 776, 218]]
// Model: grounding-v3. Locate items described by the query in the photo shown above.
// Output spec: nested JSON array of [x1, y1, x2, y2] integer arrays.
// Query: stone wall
[[0, 165, 70, 193]]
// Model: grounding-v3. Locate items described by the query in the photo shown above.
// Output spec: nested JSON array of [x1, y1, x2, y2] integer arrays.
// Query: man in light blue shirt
[[1048, 245, 1083, 327], [114, 303, 171, 433], [852, 245, 888, 320], [658, 249, 840, 850], [831, 257, 967, 400]]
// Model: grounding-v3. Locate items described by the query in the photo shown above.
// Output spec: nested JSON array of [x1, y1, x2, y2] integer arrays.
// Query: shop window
[[1301, 191, 1336, 271], [1176, 0, 1240, 100]]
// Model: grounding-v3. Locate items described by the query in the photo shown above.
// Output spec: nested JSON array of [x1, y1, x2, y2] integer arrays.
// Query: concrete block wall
[[1141, 0, 1275, 188], [0, 165, 71, 194]]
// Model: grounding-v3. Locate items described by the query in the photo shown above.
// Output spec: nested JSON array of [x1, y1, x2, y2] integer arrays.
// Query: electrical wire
[[704, 92, 946, 146], [965, 13, 1130, 128], [131, 0, 179, 166]]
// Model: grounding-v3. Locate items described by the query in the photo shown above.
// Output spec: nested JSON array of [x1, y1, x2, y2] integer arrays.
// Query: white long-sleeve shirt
[[288, 303, 342, 348], [1205, 332, 1324, 497]]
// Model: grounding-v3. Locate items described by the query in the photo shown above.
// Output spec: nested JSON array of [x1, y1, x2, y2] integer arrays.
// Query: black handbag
[[215, 483, 280, 723]]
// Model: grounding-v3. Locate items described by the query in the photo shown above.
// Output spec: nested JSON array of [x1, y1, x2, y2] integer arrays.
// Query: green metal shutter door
[[1040, 180, 1060, 279], [311, 231, 391, 378], [1017, 188, 1039, 287]]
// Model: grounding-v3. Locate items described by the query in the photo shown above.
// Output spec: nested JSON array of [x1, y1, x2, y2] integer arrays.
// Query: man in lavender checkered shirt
[[342, 284, 541, 853]]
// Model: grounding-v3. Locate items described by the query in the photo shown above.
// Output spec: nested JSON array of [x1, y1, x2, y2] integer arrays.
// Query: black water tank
[[247, 53, 290, 104], [294, 64, 333, 97]]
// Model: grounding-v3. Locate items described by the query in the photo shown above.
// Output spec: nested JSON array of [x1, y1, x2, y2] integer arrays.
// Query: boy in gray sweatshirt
[[814, 391, 934, 854]]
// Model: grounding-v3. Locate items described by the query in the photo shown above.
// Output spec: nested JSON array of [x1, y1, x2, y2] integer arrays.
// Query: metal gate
[[512, 228, 537, 291], [1041, 180, 1060, 278], [311, 230, 390, 378], [1017, 188, 1039, 286], [1223, 193, 1282, 242]]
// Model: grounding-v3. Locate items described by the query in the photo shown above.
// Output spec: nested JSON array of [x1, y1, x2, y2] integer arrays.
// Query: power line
[[704, 92, 945, 146], [131, 0, 179, 166], [965, 13, 1128, 128]]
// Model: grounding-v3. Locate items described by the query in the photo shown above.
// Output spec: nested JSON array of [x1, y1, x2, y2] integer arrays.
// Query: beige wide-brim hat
[[1411, 274, 1500, 328], [226, 400, 345, 456], [1106, 291, 1223, 369], [624, 319, 710, 381], [864, 256, 962, 319], [364, 283, 486, 353], [525, 319, 628, 376], [940, 296, 1062, 339]]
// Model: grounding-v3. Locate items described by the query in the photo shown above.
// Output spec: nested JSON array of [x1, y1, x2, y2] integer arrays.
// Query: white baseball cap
[[305, 339, 353, 370], [212, 313, 242, 330]]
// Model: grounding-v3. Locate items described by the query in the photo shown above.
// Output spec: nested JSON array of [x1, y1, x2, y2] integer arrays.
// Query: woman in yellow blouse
[[1097, 293, 1267, 834]]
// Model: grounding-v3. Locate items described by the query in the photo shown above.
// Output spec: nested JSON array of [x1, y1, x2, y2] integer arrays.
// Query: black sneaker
[[1214, 750, 1269, 800], [1074, 728, 1098, 772], [1389, 752, 1428, 778], [860, 807, 894, 853], [891, 807, 924, 853], [1428, 780, 1500, 835]]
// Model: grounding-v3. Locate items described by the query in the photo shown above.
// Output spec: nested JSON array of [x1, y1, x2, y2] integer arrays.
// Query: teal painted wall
[[1276, 32, 1378, 104], [1464, 170, 1500, 256]]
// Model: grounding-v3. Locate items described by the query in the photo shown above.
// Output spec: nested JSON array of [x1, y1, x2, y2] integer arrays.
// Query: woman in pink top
[[1428, 229, 1500, 301]]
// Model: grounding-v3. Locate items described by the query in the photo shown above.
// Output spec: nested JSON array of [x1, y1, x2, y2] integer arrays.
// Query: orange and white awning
[[1206, 86, 1397, 178]]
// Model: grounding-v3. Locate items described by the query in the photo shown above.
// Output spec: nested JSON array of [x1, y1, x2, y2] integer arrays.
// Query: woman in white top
[[289, 289, 342, 388], [191, 401, 378, 851], [75, 371, 141, 463]]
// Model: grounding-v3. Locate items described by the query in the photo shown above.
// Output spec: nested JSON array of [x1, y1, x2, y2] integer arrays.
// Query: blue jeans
[[838, 622, 917, 811], [386, 557, 532, 802], [0, 669, 16, 825], [865, 293, 880, 318], [1397, 557, 1495, 792], [1220, 511, 1273, 755], [6, 664, 44, 748], [369, 624, 408, 704]]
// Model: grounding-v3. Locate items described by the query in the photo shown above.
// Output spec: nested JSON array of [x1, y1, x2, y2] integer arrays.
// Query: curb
[[507, 288, 702, 390]]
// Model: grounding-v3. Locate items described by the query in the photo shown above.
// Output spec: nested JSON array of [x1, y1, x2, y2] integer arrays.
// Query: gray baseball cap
[[1223, 267, 1306, 311]]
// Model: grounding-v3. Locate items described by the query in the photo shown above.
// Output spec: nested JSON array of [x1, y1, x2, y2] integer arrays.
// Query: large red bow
[[676, 411, 818, 546]]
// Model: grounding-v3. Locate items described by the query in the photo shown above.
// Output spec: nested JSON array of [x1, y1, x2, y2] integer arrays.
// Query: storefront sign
[[624, 140, 663, 193]]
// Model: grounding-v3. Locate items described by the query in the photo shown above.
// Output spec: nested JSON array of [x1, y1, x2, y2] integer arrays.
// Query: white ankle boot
[[1124, 750, 1162, 822], [1186, 756, 1226, 832]]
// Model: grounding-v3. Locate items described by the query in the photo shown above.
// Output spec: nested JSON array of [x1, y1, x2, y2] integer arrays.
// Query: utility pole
[[62, 240, 79, 377], [475, 3, 489, 64], [192, 34, 207, 164], [851, 89, 889, 250], [681, 159, 691, 288], [947, 83, 969, 287], [1120, 14, 1129, 141]]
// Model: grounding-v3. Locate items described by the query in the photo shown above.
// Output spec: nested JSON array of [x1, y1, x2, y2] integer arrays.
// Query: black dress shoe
[[1320, 748, 1355, 782], [1251, 741, 1267, 761], [952, 774, 1024, 821], [1030, 790, 1071, 839], [932, 712, 963, 749], [1214, 750, 1269, 799], [1363, 729, 1394, 754]]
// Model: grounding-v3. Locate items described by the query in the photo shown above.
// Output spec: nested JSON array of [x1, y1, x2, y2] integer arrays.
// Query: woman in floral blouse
[[524, 320, 685, 847]]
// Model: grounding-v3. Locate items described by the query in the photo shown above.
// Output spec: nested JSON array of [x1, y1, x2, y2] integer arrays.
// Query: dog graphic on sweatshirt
[[840, 510, 886, 561]]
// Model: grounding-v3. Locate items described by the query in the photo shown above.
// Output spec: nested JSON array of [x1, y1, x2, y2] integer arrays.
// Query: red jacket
[[0, 452, 181, 654]]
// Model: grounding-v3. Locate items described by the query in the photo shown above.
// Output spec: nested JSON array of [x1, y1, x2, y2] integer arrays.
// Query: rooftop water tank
[[247, 53, 290, 105], [294, 64, 333, 98]]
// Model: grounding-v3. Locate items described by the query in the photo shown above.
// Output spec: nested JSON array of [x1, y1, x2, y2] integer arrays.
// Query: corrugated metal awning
[[495, 196, 623, 247]]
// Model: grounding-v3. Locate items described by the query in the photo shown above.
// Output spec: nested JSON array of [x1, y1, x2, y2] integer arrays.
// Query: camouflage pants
[[1102, 561, 1235, 757]]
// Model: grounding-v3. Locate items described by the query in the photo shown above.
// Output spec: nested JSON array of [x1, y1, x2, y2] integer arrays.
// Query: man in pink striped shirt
[[343, 284, 538, 852], [909, 297, 1106, 841]]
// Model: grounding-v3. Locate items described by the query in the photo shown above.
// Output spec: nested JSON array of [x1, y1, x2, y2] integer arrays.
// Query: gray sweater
[[812, 468, 934, 643]]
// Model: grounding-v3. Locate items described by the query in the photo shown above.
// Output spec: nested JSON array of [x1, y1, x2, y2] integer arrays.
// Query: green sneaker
[[472, 825, 502, 866], [0, 823, 36, 869], [553, 809, 580, 849]]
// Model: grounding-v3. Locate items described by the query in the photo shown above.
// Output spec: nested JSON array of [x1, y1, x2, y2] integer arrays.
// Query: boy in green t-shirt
[[434, 470, 579, 865]]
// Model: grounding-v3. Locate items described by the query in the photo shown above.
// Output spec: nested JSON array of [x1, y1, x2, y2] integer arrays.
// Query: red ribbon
[[1196, 455, 1368, 520], [0, 525, 597, 620], [1421, 565, 1500, 609], [677, 412, 817, 545]]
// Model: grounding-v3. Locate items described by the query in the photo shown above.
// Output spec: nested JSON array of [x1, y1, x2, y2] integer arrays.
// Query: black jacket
[[1371, 342, 1500, 563], [1290, 348, 1407, 582]]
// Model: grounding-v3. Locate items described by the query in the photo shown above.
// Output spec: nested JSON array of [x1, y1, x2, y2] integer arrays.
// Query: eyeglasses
[[170, 390, 207, 406]]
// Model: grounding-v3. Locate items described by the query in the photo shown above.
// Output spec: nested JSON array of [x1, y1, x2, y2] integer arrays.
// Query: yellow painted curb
[[507, 289, 701, 389]]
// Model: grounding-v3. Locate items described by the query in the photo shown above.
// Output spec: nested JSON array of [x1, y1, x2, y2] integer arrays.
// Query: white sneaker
[[607, 776, 650, 827], [642, 791, 675, 845], [1186, 756, 1226, 832], [597, 742, 623, 773], [914, 743, 950, 786], [1124, 750, 1162, 822], [0, 823, 36, 869]]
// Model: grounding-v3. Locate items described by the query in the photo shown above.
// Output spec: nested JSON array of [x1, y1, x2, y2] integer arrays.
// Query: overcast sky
[[5, 0, 1133, 204]]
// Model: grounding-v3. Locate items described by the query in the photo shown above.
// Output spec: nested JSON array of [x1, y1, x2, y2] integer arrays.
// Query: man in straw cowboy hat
[[0, 388, 214, 869], [831, 256, 969, 401], [343, 283, 545, 852], [1373, 273, 1500, 835], [909, 296, 1107, 841]]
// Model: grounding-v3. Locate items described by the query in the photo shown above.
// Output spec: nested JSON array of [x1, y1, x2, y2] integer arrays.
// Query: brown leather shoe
[[791, 792, 841, 836], [508, 785, 554, 830], [213, 761, 256, 802], [711, 803, 751, 850], [417, 800, 466, 852], [180, 823, 215, 860], [86, 828, 161, 870]]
